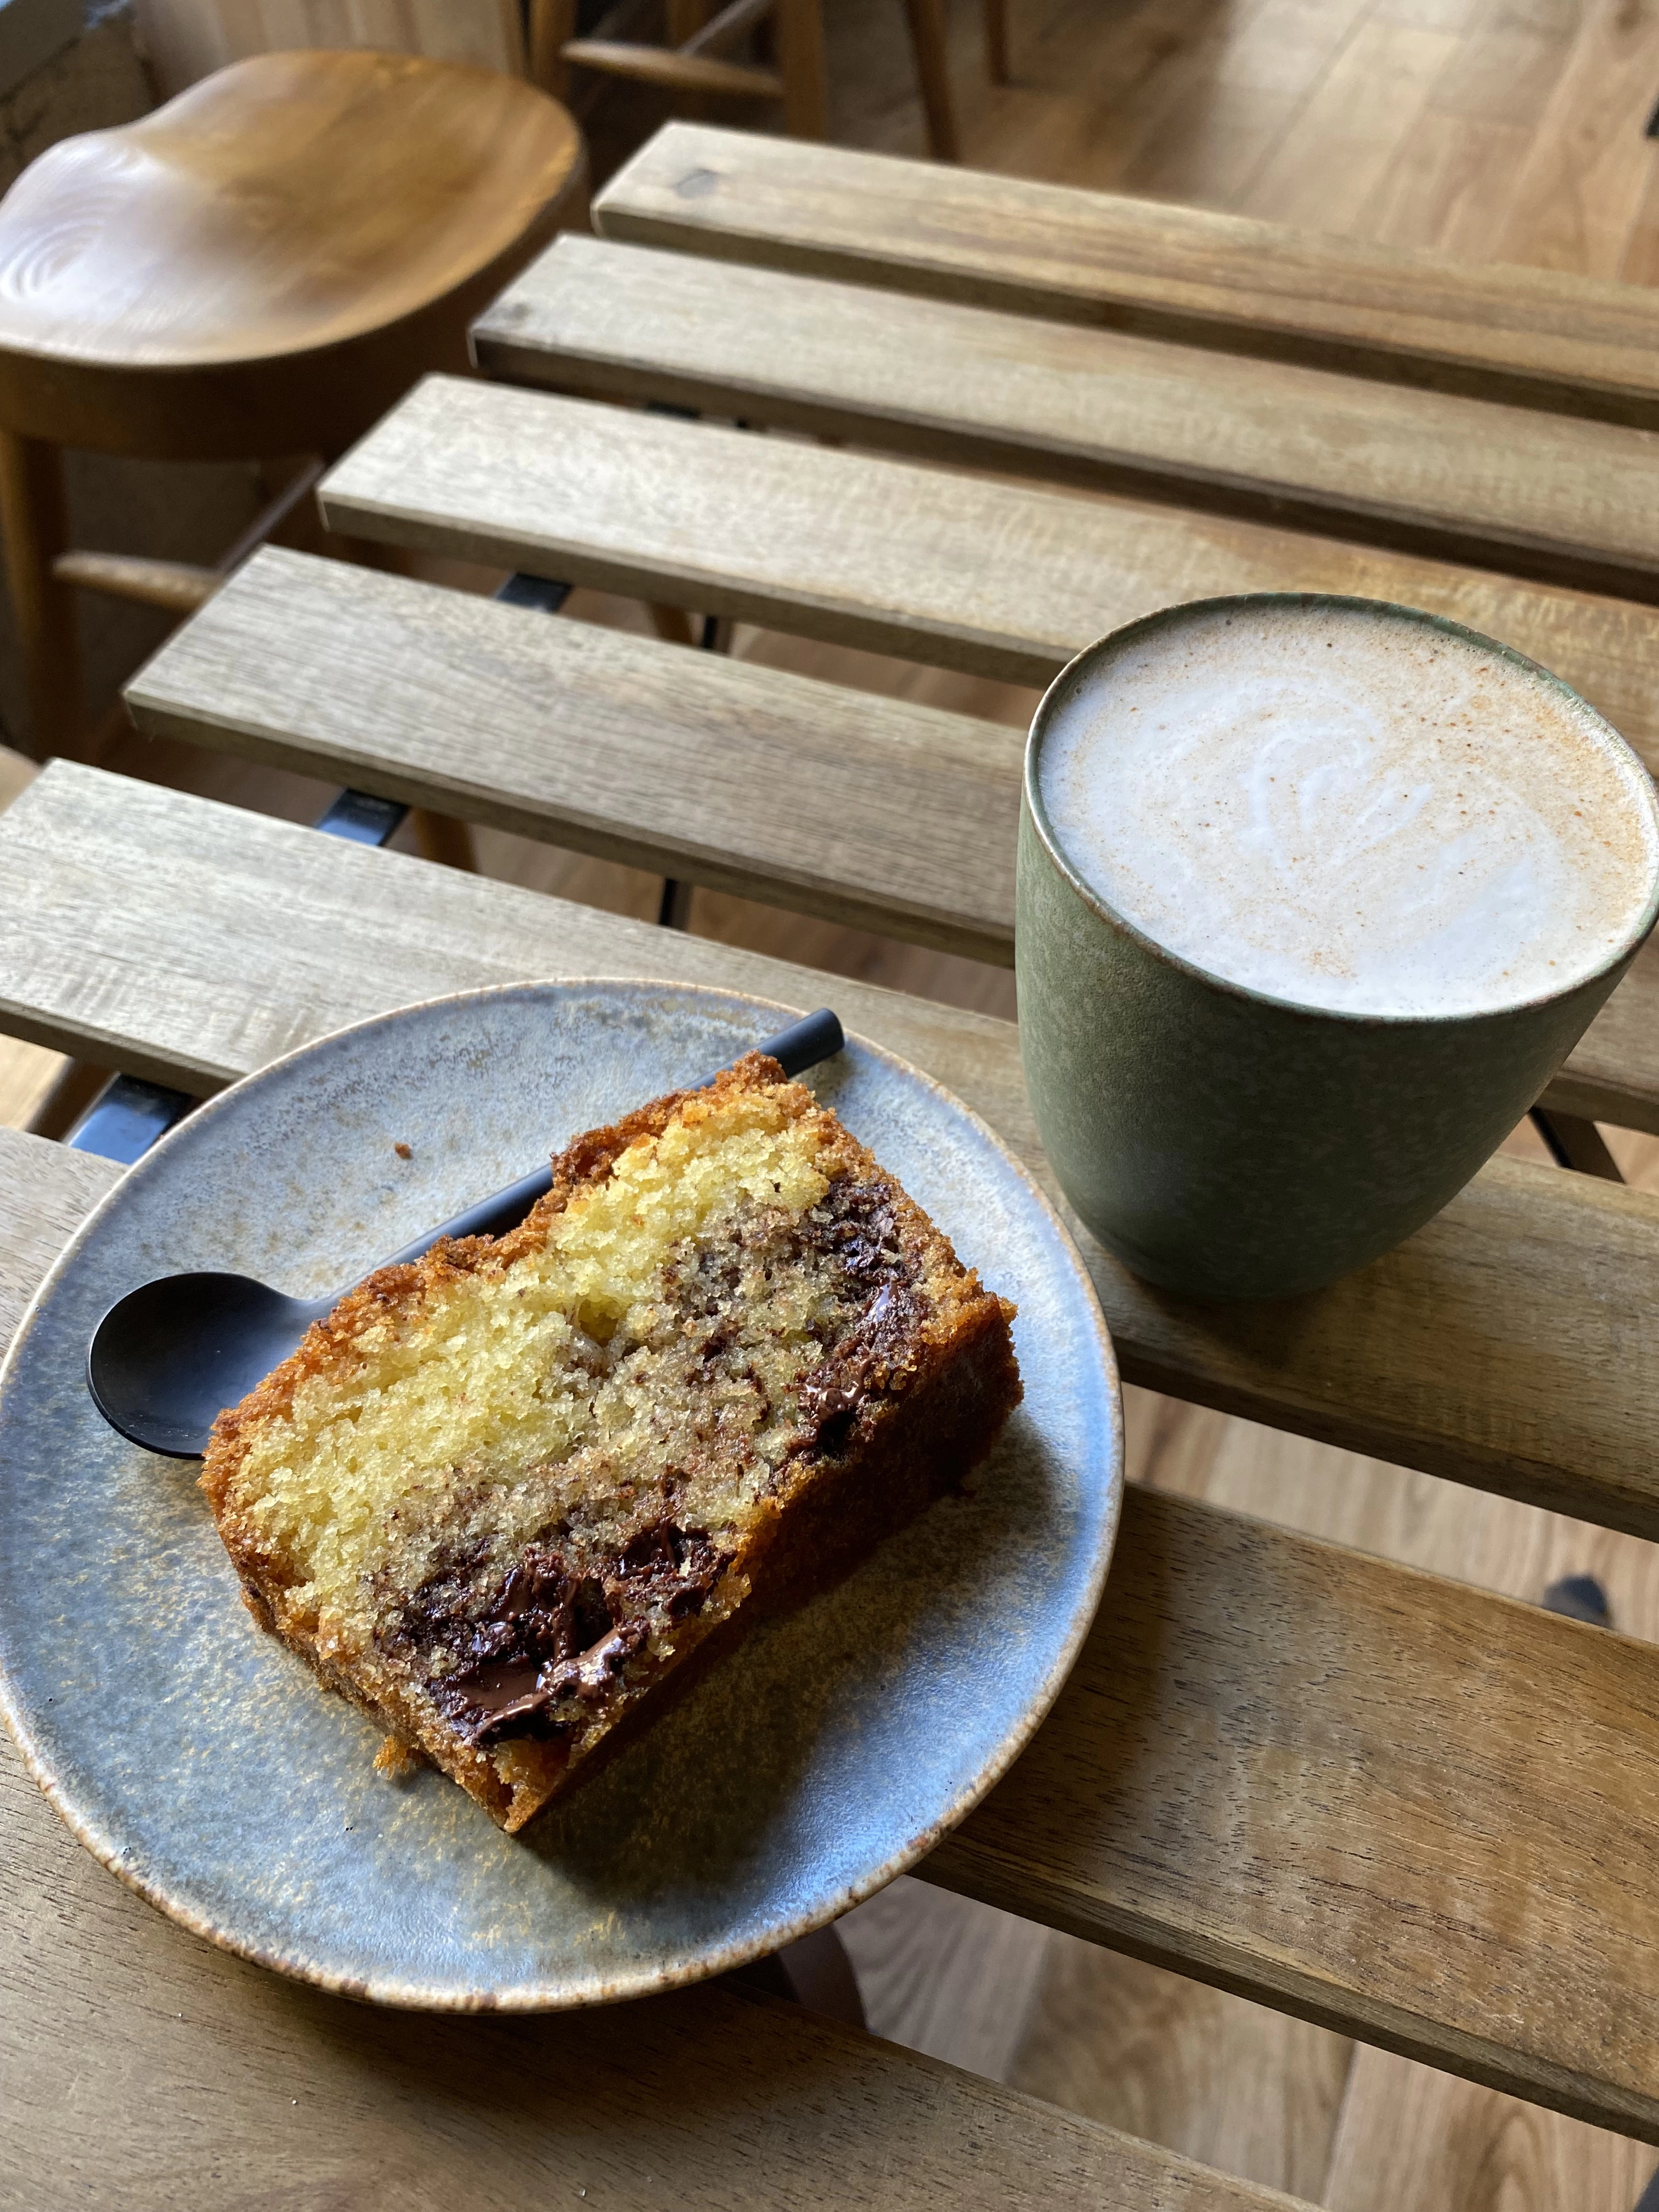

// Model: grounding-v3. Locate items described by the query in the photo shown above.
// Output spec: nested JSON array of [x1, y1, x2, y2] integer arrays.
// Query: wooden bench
[[591, 121, 1659, 430], [473, 233, 1659, 603], [3, 763, 1659, 2143]]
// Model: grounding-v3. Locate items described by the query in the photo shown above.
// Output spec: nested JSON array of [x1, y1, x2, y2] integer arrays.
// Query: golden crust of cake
[[203, 1053, 1022, 1833]]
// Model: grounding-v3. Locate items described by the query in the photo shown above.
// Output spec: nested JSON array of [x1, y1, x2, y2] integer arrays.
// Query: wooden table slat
[[125, 545, 1659, 1134], [475, 234, 1659, 603], [126, 545, 1020, 966], [592, 122, 1659, 428], [318, 379, 1659, 797], [7, 1119, 1659, 2141]]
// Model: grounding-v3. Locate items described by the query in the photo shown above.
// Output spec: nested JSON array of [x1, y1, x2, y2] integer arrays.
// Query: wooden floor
[[9, 0, 1659, 2202]]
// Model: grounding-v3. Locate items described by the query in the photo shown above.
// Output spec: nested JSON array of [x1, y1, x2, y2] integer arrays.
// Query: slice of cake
[[202, 1052, 1022, 1833]]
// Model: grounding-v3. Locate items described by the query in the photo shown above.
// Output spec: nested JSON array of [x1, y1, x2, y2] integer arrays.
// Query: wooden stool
[[0, 47, 585, 769], [533, 0, 1009, 162]]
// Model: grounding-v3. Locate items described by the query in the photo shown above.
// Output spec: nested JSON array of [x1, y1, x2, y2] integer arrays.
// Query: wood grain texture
[[0, 49, 585, 458], [1488, 0, 1659, 283], [4, 759, 1659, 1543], [7, 990, 1659, 2136], [317, 379, 1659, 785], [1008, 1937, 1353, 2200], [590, 121, 1659, 425], [1322, 2045, 1659, 2211], [473, 234, 1659, 600], [313, 381, 1659, 1133], [3, 1887, 1284, 2211], [837, 1876, 1051, 2082], [932, 1485, 1659, 2142], [1247, 19, 1458, 234], [0, 1125, 119, 1346], [123, 545, 1020, 964]]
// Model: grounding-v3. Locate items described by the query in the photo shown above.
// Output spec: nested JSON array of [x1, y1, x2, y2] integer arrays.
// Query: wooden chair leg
[[410, 810, 478, 872], [0, 429, 84, 762], [667, 0, 714, 114], [775, 0, 830, 137], [527, 0, 579, 100], [902, 0, 961, 159], [647, 603, 698, 647], [985, 0, 1009, 83]]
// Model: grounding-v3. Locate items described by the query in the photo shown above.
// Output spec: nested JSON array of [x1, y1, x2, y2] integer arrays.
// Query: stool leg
[[985, 0, 1009, 83], [0, 430, 84, 761], [528, 0, 578, 99], [776, 0, 830, 138], [902, 0, 961, 160], [667, 0, 714, 116]]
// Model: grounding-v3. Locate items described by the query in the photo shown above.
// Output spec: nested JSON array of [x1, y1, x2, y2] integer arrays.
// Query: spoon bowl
[[89, 1273, 329, 1458]]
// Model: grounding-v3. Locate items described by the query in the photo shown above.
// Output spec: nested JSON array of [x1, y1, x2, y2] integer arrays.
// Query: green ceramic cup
[[1016, 595, 1659, 1302]]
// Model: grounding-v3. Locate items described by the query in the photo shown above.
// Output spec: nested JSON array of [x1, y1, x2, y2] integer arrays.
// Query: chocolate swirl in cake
[[397, 1177, 924, 1744]]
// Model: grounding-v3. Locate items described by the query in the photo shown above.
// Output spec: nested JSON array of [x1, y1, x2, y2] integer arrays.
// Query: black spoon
[[87, 1009, 845, 1461]]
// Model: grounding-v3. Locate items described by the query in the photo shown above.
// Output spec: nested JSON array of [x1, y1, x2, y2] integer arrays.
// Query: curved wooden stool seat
[[0, 49, 585, 456], [0, 48, 585, 760]]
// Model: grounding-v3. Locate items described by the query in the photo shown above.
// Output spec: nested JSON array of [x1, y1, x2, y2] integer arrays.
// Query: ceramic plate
[[0, 980, 1121, 2010]]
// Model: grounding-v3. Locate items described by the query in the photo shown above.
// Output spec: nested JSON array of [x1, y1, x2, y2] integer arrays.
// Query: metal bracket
[[65, 1074, 194, 1164]]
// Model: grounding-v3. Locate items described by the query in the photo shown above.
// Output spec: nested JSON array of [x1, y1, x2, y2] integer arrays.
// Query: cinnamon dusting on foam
[[1037, 603, 1659, 1018]]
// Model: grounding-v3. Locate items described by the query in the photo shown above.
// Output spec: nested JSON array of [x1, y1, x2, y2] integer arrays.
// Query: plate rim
[[0, 975, 1122, 2010]]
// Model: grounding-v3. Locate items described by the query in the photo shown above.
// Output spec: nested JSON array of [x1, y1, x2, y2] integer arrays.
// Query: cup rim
[[1022, 591, 1659, 1030]]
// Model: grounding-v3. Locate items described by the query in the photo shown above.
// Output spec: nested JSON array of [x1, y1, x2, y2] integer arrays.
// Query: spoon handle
[[381, 1009, 845, 1267]]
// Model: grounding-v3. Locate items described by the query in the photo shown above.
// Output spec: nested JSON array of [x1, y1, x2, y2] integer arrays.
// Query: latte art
[[1036, 602, 1659, 1018]]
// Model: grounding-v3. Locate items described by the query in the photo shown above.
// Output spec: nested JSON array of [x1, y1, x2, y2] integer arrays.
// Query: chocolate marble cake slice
[[202, 1052, 1022, 1833]]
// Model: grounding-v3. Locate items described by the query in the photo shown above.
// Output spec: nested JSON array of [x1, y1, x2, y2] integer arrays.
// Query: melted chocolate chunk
[[609, 1521, 724, 1618], [796, 1280, 925, 1449], [417, 1520, 727, 1745]]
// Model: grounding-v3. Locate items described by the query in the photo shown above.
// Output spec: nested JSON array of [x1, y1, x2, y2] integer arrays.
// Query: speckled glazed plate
[[0, 980, 1121, 2010]]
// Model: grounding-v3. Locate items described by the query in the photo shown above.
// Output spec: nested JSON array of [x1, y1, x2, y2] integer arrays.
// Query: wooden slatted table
[[9, 126, 1659, 2205]]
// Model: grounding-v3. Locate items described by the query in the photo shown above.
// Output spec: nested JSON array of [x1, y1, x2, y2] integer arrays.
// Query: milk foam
[[1035, 602, 1659, 1018]]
